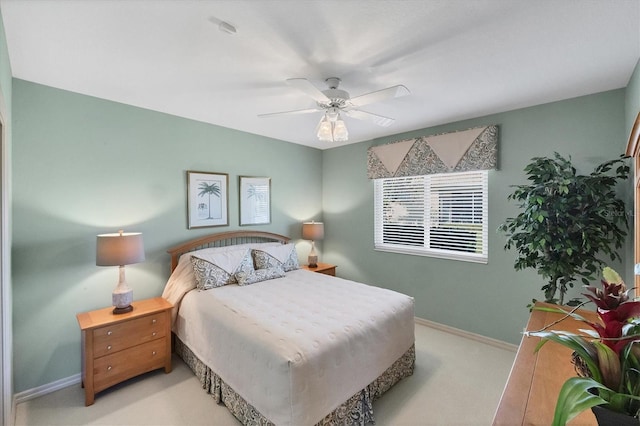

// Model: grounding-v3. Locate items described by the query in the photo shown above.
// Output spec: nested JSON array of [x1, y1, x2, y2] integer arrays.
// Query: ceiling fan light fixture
[[316, 112, 349, 143], [261, 77, 407, 143], [333, 117, 349, 142], [326, 108, 340, 121], [317, 116, 334, 142]]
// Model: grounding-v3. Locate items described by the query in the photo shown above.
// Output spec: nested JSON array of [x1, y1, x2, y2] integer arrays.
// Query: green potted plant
[[529, 268, 640, 425], [499, 153, 629, 306]]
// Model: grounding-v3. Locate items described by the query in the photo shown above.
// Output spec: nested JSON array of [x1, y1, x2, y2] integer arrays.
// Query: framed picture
[[187, 171, 229, 229], [239, 176, 271, 226]]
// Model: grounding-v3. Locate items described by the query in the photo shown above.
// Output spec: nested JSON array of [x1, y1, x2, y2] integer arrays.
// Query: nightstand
[[76, 297, 173, 406], [301, 262, 336, 276]]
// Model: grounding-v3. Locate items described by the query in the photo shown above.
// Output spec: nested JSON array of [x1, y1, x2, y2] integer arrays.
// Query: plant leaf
[[529, 330, 602, 382], [532, 305, 593, 326], [593, 341, 621, 391], [552, 377, 608, 426]]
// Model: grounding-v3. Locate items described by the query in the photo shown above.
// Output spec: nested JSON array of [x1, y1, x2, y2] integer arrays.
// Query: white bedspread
[[174, 269, 414, 426]]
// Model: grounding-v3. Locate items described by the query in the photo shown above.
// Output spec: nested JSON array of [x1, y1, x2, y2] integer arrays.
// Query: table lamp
[[96, 230, 145, 314], [302, 221, 324, 268]]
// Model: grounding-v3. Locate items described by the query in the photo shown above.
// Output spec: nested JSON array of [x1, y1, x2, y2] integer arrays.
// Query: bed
[[161, 231, 415, 426]]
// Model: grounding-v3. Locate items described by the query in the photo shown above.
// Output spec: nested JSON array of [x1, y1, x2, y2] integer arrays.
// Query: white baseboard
[[14, 373, 81, 405], [415, 316, 518, 352], [10, 395, 16, 426]]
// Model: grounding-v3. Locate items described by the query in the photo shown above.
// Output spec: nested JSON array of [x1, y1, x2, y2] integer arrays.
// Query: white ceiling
[[1, 0, 639, 150]]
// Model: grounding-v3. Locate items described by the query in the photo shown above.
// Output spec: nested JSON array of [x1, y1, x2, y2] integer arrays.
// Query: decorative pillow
[[190, 249, 254, 290], [191, 257, 229, 290], [235, 265, 286, 286], [252, 243, 300, 272]]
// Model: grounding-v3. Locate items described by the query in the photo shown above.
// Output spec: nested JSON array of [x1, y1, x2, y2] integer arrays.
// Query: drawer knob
[[107, 365, 112, 371], [152, 319, 157, 324], [152, 332, 157, 337], [152, 351, 157, 356], [107, 331, 112, 336], [107, 345, 112, 351]]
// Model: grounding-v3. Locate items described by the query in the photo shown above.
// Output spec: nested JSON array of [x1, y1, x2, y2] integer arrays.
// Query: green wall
[[11, 79, 322, 393], [321, 89, 630, 345]]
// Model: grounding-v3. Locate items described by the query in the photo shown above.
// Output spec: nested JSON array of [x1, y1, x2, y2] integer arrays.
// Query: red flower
[[584, 280, 630, 311], [582, 270, 640, 355]]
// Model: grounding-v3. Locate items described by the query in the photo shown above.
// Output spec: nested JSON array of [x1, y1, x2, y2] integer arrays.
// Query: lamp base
[[308, 254, 318, 268], [113, 305, 134, 315], [112, 285, 133, 315]]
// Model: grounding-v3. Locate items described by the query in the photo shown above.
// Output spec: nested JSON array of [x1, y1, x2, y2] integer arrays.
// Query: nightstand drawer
[[93, 338, 167, 393], [93, 312, 167, 357], [315, 267, 335, 276]]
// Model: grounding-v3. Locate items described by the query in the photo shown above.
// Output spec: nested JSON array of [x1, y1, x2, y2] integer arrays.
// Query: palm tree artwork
[[246, 184, 266, 202], [197, 181, 221, 219], [240, 177, 270, 225]]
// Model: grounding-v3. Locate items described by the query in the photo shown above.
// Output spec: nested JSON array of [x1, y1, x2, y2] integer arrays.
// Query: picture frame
[[187, 171, 229, 229], [239, 176, 271, 226]]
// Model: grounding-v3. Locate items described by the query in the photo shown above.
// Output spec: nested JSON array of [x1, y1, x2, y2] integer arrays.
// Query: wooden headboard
[[166, 230, 290, 272]]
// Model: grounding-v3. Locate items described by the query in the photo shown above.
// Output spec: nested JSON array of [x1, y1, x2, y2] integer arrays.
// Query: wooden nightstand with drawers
[[301, 262, 336, 276], [76, 297, 173, 406]]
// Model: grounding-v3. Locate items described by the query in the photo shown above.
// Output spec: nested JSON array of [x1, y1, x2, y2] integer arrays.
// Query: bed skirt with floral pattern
[[174, 336, 415, 425]]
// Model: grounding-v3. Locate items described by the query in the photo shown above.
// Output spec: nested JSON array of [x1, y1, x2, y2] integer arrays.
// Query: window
[[374, 170, 488, 263]]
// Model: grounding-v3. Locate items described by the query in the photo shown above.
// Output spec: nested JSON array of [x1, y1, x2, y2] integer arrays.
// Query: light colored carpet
[[14, 323, 516, 425]]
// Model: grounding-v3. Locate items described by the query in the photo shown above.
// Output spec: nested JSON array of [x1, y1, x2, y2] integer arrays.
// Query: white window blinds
[[374, 170, 488, 263]]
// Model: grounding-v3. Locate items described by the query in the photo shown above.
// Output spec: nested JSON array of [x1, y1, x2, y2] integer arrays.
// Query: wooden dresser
[[76, 297, 173, 406], [493, 302, 598, 425]]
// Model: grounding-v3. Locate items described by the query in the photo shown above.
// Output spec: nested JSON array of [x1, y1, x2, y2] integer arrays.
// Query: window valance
[[367, 125, 498, 179]]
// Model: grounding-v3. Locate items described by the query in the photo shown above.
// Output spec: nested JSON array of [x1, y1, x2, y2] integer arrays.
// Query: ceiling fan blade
[[344, 109, 395, 127], [258, 108, 321, 118], [286, 78, 330, 103], [349, 85, 410, 108]]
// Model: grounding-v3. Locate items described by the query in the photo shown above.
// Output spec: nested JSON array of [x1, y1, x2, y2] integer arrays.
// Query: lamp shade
[[96, 231, 145, 266], [302, 222, 324, 241]]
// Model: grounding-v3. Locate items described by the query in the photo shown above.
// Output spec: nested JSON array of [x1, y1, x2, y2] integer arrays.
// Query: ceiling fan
[[258, 77, 410, 142]]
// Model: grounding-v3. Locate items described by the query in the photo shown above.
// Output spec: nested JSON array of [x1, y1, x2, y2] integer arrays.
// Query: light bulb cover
[[317, 117, 333, 142], [316, 112, 349, 142], [333, 118, 349, 142]]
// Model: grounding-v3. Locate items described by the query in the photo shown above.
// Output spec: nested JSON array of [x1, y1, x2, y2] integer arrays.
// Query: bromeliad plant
[[529, 268, 640, 425]]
